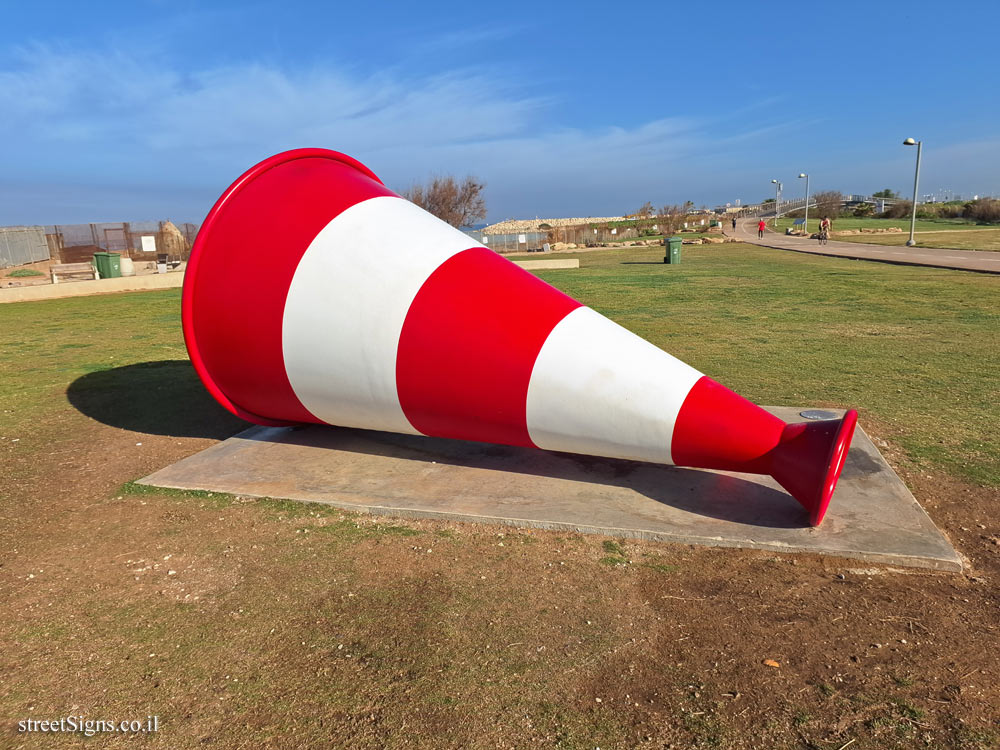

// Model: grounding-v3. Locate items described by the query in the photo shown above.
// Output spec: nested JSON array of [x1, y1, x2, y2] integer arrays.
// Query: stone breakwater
[[481, 216, 627, 233]]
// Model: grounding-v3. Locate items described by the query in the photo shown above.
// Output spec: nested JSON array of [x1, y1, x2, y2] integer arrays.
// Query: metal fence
[[474, 220, 719, 251], [43, 221, 199, 264], [0, 226, 50, 269], [464, 230, 549, 253]]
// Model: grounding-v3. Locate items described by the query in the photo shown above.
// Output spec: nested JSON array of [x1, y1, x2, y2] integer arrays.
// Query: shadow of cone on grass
[[66, 359, 245, 439]]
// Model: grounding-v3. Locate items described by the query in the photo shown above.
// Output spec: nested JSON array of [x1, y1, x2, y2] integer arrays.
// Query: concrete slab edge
[[135, 476, 964, 573]]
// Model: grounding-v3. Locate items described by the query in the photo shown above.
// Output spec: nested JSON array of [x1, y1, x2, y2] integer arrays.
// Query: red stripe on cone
[[672, 377, 858, 525], [183, 149, 394, 425], [396, 247, 581, 446]]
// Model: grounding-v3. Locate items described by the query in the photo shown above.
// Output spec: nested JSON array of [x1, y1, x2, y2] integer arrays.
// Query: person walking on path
[[757, 219, 766, 238], [819, 216, 831, 245], [731, 217, 737, 231]]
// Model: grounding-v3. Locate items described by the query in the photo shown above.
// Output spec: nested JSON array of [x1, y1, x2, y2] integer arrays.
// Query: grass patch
[[599, 556, 629, 566], [602, 540, 626, 556], [118, 480, 236, 505], [893, 700, 925, 721], [777, 216, 985, 233], [7, 268, 45, 277]]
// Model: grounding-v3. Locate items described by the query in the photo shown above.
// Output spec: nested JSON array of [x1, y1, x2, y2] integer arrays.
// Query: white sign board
[[482, 236, 489, 244], [611, 228, 617, 235], [141, 235, 157, 253], [517, 234, 527, 243]]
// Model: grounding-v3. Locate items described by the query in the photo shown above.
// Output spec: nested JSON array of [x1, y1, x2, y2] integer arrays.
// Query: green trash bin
[[106, 252, 122, 278], [93, 252, 123, 278], [664, 237, 682, 264], [93, 252, 110, 278]]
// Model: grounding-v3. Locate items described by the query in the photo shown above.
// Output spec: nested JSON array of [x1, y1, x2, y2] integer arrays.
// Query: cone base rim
[[181, 148, 383, 426], [809, 408, 859, 526]]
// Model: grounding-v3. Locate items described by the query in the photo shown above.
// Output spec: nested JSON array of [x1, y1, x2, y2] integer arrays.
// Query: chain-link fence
[[0, 226, 50, 268], [472, 218, 717, 251], [43, 221, 199, 264], [465, 230, 550, 253]]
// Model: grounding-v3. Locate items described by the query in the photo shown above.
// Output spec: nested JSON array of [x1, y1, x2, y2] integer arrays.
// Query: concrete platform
[[138, 406, 961, 571], [511, 259, 580, 270]]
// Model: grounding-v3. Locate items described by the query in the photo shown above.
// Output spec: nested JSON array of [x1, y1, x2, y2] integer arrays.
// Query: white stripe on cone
[[282, 196, 476, 433], [526, 306, 703, 463]]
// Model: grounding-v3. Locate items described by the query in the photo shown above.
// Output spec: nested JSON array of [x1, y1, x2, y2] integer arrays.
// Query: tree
[[402, 175, 486, 228], [872, 188, 899, 199], [656, 205, 685, 235], [632, 202, 656, 235], [812, 190, 843, 219]]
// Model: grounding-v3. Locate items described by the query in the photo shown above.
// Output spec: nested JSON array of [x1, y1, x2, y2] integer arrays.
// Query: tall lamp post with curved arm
[[903, 138, 922, 247], [798, 173, 810, 234]]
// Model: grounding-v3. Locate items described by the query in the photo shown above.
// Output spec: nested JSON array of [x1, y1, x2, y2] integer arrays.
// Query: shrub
[[965, 198, 1000, 223], [881, 201, 913, 219]]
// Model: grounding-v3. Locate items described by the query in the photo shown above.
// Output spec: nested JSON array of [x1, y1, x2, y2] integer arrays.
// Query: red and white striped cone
[[183, 149, 858, 526]]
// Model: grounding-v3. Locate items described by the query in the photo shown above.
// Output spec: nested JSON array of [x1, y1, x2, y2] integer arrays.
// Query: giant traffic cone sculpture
[[183, 149, 857, 526]]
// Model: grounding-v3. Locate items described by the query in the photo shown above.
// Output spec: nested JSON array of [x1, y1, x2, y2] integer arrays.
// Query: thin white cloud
[[0, 43, 798, 222]]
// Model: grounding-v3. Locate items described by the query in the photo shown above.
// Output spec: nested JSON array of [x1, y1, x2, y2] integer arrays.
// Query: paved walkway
[[728, 218, 1000, 274]]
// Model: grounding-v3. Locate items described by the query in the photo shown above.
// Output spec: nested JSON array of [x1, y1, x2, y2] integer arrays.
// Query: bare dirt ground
[[3, 412, 998, 749]]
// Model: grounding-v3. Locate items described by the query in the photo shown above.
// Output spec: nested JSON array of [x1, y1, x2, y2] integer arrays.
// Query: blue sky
[[2, 0, 999, 224]]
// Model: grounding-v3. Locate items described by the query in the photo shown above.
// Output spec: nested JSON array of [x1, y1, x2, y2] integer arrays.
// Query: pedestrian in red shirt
[[757, 219, 766, 238]]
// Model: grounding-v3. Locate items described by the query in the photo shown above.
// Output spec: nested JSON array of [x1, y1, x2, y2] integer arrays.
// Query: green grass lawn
[[829, 228, 1000, 252], [2, 244, 997, 488], [776, 217, 989, 233]]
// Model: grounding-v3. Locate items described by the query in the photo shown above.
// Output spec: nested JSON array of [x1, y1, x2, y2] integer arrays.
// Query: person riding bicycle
[[819, 216, 831, 245]]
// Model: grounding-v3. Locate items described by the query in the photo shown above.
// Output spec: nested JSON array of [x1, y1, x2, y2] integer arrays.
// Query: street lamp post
[[798, 173, 810, 234], [903, 138, 922, 247], [771, 179, 782, 228]]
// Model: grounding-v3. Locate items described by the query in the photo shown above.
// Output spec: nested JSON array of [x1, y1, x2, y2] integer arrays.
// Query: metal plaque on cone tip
[[183, 148, 858, 526]]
